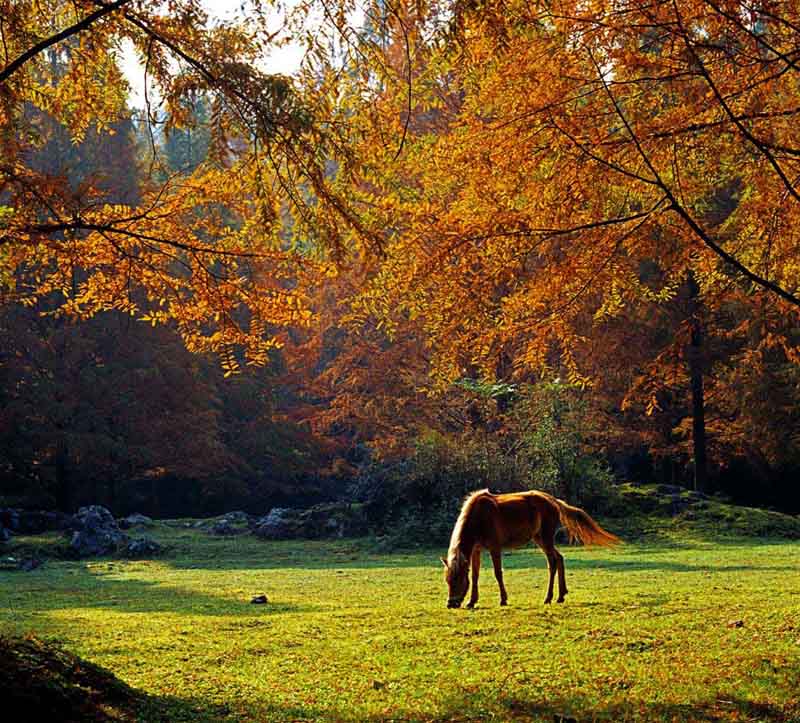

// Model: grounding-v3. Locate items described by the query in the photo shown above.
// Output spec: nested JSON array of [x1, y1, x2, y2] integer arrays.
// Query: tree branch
[[588, 43, 800, 309], [0, 0, 131, 85]]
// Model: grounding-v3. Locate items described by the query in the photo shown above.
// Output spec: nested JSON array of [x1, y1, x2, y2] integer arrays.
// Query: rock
[[123, 537, 163, 558], [305, 502, 368, 539], [0, 555, 42, 571], [72, 505, 118, 529], [250, 594, 268, 604], [253, 508, 301, 540], [253, 503, 368, 541], [19, 556, 43, 572], [727, 619, 744, 628], [118, 513, 153, 530], [669, 494, 691, 516], [0, 508, 70, 535], [208, 512, 252, 535], [218, 511, 250, 525], [67, 506, 127, 558], [209, 520, 238, 536]]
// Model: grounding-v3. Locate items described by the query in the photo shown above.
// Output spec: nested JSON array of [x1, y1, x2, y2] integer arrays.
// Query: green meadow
[[1, 522, 799, 722]]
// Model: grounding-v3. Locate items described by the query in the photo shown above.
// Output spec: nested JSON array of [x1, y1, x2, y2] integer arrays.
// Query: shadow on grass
[[0, 568, 322, 617], [134, 692, 238, 722]]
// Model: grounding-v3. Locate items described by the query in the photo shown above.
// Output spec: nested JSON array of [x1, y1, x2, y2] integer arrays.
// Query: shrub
[[352, 381, 615, 545]]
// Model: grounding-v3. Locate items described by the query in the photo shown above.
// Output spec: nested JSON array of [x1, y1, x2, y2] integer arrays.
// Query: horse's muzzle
[[447, 599, 462, 609]]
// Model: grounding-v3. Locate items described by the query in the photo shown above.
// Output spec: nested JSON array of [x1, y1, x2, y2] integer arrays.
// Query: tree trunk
[[687, 274, 708, 492], [54, 438, 72, 511]]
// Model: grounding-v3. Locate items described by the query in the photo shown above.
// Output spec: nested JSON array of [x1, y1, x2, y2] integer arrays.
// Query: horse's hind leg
[[554, 546, 567, 603], [489, 548, 508, 606], [533, 531, 557, 604]]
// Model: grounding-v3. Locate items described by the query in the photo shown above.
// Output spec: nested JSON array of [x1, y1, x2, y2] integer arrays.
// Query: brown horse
[[442, 489, 620, 608]]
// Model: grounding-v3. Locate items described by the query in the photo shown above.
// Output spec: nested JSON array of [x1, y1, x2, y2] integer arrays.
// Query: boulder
[[123, 537, 163, 558], [253, 503, 368, 541], [68, 506, 128, 558], [209, 519, 239, 536], [218, 511, 250, 525], [0, 508, 70, 535], [118, 513, 154, 530], [305, 503, 368, 539], [253, 508, 302, 540]]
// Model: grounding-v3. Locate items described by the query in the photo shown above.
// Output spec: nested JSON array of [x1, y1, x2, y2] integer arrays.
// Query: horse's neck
[[457, 514, 478, 558]]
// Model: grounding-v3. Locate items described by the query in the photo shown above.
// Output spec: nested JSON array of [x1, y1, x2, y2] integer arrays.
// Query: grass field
[[2, 521, 799, 722]]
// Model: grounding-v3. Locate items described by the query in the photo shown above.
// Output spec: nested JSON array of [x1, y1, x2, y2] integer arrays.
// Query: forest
[[2, 0, 800, 522], [3, 3, 800, 722]]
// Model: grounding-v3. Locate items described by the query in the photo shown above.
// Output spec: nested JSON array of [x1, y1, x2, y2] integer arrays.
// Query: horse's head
[[441, 552, 469, 608]]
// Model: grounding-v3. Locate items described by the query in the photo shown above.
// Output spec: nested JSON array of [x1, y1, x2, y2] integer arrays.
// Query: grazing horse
[[442, 489, 620, 608]]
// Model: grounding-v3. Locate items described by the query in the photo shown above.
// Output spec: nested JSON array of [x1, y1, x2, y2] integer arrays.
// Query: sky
[[119, 0, 309, 107]]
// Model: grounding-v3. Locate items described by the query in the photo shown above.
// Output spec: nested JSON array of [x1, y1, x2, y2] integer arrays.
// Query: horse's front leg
[[466, 546, 481, 608], [490, 548, 508, 606]]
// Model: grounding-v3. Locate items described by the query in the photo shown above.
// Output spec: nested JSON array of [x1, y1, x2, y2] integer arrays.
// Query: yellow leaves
[[139, 311, 170, 327], [645, 395, 661, 417]]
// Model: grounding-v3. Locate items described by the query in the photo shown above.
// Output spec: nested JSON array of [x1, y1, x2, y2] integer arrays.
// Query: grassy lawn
[[1, 523, 799, 722]]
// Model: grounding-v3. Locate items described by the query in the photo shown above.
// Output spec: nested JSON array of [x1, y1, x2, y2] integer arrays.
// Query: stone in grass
[[727, 619, 745, 628], [250, 594, 268, 604], [123, 537, 163, 558], [118, 513, 154, 530], [19, 556, 43, 572], [0, 555, 43, 571], [209, 520, 240, 536], [68, 506, 128, 558]]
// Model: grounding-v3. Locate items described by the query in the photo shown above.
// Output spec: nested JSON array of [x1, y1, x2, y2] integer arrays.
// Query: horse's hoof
[[543, 598, 552, 605], [466, 602, 476, 609], [556, 597, 565, 603], [500, 599, 508, 606]]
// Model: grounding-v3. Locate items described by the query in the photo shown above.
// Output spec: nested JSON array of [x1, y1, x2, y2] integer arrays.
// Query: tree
[[323, 0, 800, 489], [1, 0, 369, 371]]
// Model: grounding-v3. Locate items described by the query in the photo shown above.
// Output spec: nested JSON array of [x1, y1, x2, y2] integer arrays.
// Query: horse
[[442, 489, 620, 608]]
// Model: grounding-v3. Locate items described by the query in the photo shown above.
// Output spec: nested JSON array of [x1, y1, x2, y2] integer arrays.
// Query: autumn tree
[[309, 0, 800, 492], [1, 0, 373, 372]]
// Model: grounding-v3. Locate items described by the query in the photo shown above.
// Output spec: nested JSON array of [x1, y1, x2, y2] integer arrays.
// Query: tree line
[[1, 1, 799, 515]]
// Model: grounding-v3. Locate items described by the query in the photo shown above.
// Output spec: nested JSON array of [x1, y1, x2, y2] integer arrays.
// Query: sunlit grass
[[2, 524, 798, 721]]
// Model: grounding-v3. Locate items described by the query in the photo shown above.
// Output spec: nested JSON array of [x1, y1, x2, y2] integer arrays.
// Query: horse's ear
[[440, 556, 448, 568]]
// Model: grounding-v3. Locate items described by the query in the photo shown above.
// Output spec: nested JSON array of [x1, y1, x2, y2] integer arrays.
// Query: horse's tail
[[553, 499, 621, 547]]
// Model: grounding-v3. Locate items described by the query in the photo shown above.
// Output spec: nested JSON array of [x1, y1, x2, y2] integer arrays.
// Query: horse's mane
[[447, 489, 491, 571]]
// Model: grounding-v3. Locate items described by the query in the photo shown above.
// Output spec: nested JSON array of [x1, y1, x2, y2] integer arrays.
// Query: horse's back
[[480, 491, 555, 548]]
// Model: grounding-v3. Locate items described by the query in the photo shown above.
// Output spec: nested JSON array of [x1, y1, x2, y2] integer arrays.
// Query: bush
[[352, 381, 615, 545]]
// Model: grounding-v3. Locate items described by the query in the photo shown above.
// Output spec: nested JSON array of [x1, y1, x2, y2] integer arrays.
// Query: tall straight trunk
[[55, 438, 72, 511], [687, 273, 708, 492]]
